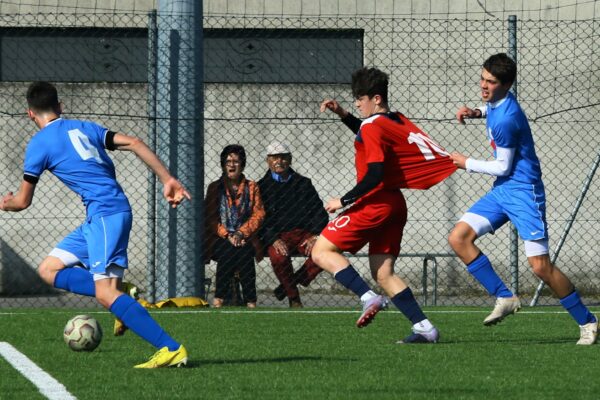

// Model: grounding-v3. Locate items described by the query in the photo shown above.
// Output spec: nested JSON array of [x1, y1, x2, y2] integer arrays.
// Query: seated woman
[[205, 144, 265, 308]]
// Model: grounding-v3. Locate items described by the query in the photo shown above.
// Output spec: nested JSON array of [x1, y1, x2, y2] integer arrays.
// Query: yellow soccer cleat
[[114, 282, 144, 336], [122, 281, 143, 299], [113, 318, 127, 336], [134, 345, 188, 369]]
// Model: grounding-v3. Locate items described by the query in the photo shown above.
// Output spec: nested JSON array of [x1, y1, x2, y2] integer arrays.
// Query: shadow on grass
[[439, 337, 575, 345], [195, 355, 359, 367]]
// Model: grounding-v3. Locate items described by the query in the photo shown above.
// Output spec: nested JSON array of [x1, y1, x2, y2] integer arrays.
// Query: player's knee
[[311, 246, 330, 268], [448, 228, 465, 251], [95, 288, 116, 309], [38, 260, 60, 286], [37, 264, 54, 285], [531, 265, 550, 281], [529, 257, 553, 280], [375, 272, 391, 287], [449, 223, 478, 254], [95, 296, 110, 309]]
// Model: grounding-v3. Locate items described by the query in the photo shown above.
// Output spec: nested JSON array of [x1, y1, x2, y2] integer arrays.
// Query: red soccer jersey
[[355, 112, 456, 190]]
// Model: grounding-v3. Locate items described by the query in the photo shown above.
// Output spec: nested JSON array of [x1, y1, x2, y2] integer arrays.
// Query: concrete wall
[[0, 0, 597, 304], [3, 0, 598, 20]]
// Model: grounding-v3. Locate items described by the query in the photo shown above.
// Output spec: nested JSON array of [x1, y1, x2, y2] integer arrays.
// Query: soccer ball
[[63, 315, 103, 351]]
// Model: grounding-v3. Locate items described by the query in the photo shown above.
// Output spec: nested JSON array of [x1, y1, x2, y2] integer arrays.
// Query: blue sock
[[54, 267, 95, 297], [559, 290, 596, 325], [334, 265, 371, 297], [109, 294, 180, 351], [391, 287, 427, 324], [467, 253, 513, 298]]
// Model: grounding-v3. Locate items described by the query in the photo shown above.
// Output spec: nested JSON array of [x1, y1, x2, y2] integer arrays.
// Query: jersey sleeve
[[360, 123, 386, 163], [23, 137, 48, 179], [95, 123, 110, 149], [81, 121, 110, 149]]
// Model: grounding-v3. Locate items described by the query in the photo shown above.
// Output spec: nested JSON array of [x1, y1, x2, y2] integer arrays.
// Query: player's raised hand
[[456, 105, 480, 124], [324, 198, 343, 213], [0, 191, 14, 211], [320, 99, 348, 118], [163, 177, 191, 208]]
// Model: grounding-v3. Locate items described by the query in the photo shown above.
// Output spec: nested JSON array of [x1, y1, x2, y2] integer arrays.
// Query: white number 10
[[408, 132, 449, 160], [68, 129, 103, 164]]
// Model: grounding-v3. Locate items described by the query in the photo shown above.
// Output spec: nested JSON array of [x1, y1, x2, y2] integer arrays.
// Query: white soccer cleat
[[397, 326, 439, 344], [483, 296, 521, 326], [356, 295, 387, 328], [577, 318, 598, 345]]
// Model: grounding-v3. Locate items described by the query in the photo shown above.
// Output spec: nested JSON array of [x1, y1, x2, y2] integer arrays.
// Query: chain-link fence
[[0, 12, 598, 308]]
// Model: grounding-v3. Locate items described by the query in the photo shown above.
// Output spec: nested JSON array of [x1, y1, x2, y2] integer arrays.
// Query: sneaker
[[356, 295, 387, 328], [397, 327, 439, 344], [483, 296, 521, 326], [273, 285, 286, 301], [289, 298, 303, 308], [577, 317, 598, 345], [134, 345, 188, 369], [114, 282, 143, 336]]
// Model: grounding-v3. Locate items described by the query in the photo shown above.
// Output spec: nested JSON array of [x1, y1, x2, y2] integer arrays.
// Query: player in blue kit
[[0, 81, 192, 366], [449, 53, 597, 344]]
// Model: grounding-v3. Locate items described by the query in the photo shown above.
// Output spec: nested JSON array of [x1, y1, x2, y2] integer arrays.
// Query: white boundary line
[[0, 309, 572, 315], [0, 342, 77, 400]]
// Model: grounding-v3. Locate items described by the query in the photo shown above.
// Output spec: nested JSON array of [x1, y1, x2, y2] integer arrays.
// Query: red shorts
[[321, 190, 407, 256]]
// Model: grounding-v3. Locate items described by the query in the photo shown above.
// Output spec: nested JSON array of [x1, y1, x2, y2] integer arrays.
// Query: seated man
[[258, 142, 329, 307]]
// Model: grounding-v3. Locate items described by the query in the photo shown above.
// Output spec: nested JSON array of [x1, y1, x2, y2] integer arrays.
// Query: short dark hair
[[26, 81, 60, 112], [351, 67, 389, 104], [220, 144, 246, 169], [483, 53, 517, 86]]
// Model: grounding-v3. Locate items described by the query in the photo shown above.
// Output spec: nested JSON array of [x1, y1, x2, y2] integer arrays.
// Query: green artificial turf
[[1, 307, 599, 400]]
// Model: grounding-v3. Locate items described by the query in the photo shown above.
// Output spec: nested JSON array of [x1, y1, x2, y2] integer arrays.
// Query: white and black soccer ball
[[63, 315, 103, 351]]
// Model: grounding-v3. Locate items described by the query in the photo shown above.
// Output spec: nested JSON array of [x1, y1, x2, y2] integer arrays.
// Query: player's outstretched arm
[[320, 99, 348, 118], [456, 105, 484, 124], [112, 132, 191, 208], [0, 180, 36, 212]]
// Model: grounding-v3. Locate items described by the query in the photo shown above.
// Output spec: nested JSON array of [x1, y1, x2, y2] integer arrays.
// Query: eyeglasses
[[225, 160, 241, 165]]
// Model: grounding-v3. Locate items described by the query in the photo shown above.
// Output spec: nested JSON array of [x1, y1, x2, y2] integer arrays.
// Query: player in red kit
[[314, 67, 455, 343]]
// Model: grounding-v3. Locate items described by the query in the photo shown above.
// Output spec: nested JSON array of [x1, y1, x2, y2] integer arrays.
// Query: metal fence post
[[507, 15, 519, 295], [146, 9, 158, 303], [155, 0, 204, 299]]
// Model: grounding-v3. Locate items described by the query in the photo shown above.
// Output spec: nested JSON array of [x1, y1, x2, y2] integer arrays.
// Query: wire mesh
[[0, 12, 597, 308]]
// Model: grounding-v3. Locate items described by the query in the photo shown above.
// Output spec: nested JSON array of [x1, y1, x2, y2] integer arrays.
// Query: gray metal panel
[[0, 28, 148, 82], [0, 28, 362, 84], [204, 29, 363, 83]]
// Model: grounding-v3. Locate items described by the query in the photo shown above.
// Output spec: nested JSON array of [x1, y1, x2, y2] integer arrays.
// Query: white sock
[[413, 319, 434, 332], [360, 290, 378, 303]]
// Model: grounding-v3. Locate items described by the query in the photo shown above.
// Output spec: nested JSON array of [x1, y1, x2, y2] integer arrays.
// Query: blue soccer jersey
[[485, 92, 542, 186], [23, 118, 131, 217]]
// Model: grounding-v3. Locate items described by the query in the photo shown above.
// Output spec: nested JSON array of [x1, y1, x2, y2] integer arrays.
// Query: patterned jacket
[[205, 176, 265, 261]]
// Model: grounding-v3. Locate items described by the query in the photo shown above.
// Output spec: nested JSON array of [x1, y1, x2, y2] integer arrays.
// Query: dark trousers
[[213, 238, 257, 303], [267, 229, 323, 300]]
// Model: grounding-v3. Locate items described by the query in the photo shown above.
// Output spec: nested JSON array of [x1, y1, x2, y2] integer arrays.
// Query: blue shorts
[[54, 211, 132, 274], [461, 182, 548, 241]]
